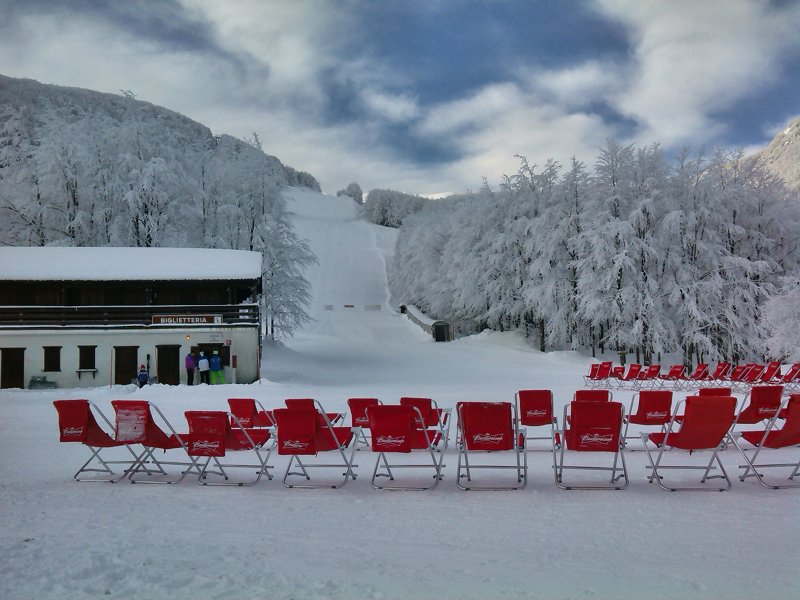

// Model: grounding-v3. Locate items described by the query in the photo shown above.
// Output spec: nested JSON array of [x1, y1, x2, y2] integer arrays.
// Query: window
[[78, 345, 96, 370], [43, 346, 61, 372]]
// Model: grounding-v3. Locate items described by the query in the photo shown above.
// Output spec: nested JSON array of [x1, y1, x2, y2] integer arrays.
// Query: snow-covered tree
[[337, 182, 364, 204]]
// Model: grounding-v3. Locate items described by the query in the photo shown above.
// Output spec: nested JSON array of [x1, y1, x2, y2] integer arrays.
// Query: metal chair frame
[[186, 411, 273, 486], [553, 401, 628, 490], [111, 400, 204, 485], [366, 405, 445, 490], [276, 400, 359, 489], [456, 402, 527, 491], [731, 395, 800, 489], [53, 399, 141, 482], [640, 397, 735, 492], [515, 389, 558, 450]]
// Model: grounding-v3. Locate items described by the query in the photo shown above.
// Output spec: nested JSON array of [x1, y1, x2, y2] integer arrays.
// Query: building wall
[[0, 326, 260, 389]]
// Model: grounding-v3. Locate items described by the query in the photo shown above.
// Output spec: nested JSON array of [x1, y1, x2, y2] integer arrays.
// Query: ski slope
[[271, 187, 590, 394], [0, 188, 797, 600]]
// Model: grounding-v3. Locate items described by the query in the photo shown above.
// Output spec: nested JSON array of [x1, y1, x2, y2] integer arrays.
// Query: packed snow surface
[[1, 189, 797, 599], [0, 247, 262, 281]]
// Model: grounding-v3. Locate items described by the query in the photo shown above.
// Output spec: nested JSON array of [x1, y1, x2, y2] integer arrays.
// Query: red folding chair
[[733, 385, 784, 427], [399, 396, 451, 448], [736, 364, 766, 392], [273, 402, 358, 488], [623, 390, 673, 449], [658, 364, 686, 389], [776, 363, 800, 392], [705, 362, 731, 386], [110, 400, 199, 484], [757, 361, 783, 385], [574, 389, 612, 402], [641, 395, 736, 491], [285, 398, 345, 426], [515, 389, 558, 449], [633, 364, 662, 390], [614, 363, 642, 389], [347, 397, 382, 448], [681, 363, 709, 390], [698, 386, 732, 396], [53, 399, 139, 482], [184, 411, 273, 485], [553, 400, 628, 490], [674, 388, 735, 424], [366, 404, 445, 490], [584, 361, 612, 388], [456, 402, 526, 490], [732, 394, 800, 488], [227, 398, 275, 428], [725, 365, 749, 388]]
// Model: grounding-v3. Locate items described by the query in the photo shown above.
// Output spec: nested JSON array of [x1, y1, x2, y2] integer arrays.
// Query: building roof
[[0, 247, 263, 282]]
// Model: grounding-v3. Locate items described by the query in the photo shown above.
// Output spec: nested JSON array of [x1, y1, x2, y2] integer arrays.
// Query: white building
[[0, 247, 263, 389]]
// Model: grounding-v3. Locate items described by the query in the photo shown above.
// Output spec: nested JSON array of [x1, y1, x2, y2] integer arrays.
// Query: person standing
[[209, 350, 224, 385], [136, 364, 149, 388], [197, 351, 210, 385], [184, 351, 196, 385]]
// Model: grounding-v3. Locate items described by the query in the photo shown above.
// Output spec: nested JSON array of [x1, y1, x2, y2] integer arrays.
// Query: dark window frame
[[43, 346, 61, 372], [78, 345, 97, 370]]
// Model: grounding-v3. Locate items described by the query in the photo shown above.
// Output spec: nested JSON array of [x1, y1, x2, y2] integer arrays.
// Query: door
[[0, 348, 25, 389], [157, 345, 180, 385], [114, 346, 139, 385]]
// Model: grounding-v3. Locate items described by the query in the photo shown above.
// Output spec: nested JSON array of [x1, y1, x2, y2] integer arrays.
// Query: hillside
[[0, 74, 319, 247], [754, 115, 800, 192], [0, 187, 796, 599]]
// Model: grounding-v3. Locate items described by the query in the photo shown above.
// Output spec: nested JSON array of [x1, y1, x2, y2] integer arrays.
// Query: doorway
[[157, 345, 181, 385], [0, 347, 25, 389], [114, 346, 139, 385]]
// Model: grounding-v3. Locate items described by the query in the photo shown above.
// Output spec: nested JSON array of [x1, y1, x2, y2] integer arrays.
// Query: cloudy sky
[[1, 0, 799, 196]]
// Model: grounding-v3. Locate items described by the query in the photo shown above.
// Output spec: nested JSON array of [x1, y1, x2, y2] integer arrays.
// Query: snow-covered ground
[[1, 189, 797, 600]]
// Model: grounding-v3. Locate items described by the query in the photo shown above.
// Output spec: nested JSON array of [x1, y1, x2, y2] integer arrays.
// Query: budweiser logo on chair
[[283, 440, 310, 450], [376, 435, 405, 447], [580, 433, 613, 445], [355, 416, 369, 425], [473, 432, 504, 444], [62, 427, 83, 437], [526, 409, 546, 418], [646, 411, 667, 419], [192, 440, 220, 452], [758, 407, 776, 415]]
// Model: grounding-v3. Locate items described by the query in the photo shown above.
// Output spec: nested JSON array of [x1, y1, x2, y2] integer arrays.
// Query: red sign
[[151, 314, 223, 325], [225, 339, 232, 346]]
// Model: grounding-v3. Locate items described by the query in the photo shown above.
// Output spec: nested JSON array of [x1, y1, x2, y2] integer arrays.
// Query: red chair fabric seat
[[285, 398, 344, 426], [366, 405, 445, 490], [554, 400, 627, 490], [733, 395, 800, 488], [642, 396, 736, 491], [185, 410, 272, 485], [735, 386, 783, 426], [456, 401, 526, 490], [273, 403, 358, 488], [227, 398, 274, 428], [110, 400, 195, 484], [53, 399, 136, 481]]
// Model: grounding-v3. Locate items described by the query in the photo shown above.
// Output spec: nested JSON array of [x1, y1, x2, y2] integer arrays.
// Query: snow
[[0, 247, 262, 281], [1, 189, 798, 599]]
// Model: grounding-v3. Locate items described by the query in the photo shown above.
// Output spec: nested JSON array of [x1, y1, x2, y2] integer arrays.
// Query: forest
[[0, 76, 317, 338], [387, 143, 800, 364]]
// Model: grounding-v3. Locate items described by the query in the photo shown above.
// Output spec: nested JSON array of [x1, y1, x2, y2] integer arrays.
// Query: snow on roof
[[0, 247, 263, 281]]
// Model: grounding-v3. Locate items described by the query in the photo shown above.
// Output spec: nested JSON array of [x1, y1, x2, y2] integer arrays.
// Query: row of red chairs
[[584, 361, 800, 391], [53, 389, 800, 491]]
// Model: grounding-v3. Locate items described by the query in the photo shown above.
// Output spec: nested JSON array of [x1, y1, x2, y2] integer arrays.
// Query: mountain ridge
[[753, 114, 800, 192]]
